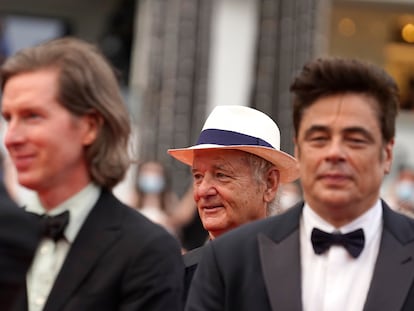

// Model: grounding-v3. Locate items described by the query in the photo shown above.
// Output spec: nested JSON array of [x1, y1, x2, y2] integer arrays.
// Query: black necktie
[[311, 228, 365, 258], [36, 211, 70, 242]]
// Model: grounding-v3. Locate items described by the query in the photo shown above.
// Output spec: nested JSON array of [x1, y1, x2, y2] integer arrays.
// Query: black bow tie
[[30, 211, 70, 242], [311, 228, 365, 258]]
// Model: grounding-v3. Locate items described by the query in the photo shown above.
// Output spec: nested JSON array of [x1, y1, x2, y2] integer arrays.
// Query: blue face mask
[[395, 180, 414, 203], [137, 173, 166, 194]]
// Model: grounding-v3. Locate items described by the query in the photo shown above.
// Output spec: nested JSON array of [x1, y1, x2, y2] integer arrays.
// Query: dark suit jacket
[[183, 245, 205, 302], [13, 190, 185, 311], [0, 182, 41, 311], [185, 201, 414, 311]]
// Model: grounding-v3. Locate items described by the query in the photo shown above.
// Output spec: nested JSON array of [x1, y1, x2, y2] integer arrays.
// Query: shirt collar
[[25, 183, 101, 242]]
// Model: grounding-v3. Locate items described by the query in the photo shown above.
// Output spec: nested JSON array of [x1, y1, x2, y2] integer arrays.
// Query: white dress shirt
[[300, 200, 383, 311], [25, 183, 100, 311]]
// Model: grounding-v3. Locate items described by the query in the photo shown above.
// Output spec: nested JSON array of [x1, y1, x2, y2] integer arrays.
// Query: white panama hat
[[168, 105, 299, 183]]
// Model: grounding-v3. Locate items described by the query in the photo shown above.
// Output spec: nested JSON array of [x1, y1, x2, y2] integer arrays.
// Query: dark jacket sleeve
[[0, 182, 41, 310]]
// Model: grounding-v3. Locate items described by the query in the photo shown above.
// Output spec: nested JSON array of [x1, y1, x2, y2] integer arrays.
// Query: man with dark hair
[[1, 37, 184, 311], [185, 57, 414, 311]]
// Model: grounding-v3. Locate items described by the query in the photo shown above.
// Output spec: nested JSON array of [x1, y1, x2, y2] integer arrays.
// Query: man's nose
[[194, 174, 217, 201], [325, 138, 346, 163], [4, 119, 25, 148]]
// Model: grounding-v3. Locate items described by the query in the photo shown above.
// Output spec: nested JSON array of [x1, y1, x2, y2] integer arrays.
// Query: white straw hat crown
[[168, 105, 299, 183]]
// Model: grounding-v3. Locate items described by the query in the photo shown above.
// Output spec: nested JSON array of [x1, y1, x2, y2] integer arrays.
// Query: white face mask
[[395, 180, 414, 204], [137, 173, 166, 194]]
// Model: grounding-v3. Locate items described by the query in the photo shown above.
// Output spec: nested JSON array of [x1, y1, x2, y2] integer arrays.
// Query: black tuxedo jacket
[[186, 201, 414, 311], [0, 182, 40, 310], [13, 190, 185, 311], [183, 245, 205, 302]]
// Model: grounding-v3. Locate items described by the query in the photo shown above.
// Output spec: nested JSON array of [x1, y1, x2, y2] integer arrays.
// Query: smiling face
[[192, 149, 276, 239], [295, 93, 393, 226], [1, 69, 99, 208]]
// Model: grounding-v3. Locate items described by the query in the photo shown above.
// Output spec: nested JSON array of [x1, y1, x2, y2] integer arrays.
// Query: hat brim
[[168, 144, 299, 184]]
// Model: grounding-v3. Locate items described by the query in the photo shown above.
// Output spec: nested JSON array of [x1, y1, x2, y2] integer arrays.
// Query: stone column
[[130, 0, 211, 194]]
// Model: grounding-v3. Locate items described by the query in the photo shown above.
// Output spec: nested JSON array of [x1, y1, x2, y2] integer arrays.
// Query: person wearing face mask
[[133, 161, 174, 233], [133, 160, 198, 243], [137, 170, 166, 194], [392, 166, 414, 218]]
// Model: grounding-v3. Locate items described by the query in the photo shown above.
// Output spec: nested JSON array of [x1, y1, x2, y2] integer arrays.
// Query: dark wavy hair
[[290, 57, 400, 143]]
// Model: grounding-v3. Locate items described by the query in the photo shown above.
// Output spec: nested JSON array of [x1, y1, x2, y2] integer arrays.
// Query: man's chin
[[203, 223, 231, 239], [17, 178, 40, 192]]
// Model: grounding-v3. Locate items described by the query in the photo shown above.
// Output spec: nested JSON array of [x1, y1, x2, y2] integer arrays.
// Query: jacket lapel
[[43, 191, 123, 311], [364, 202, 414, 311], [11, 287, 28, 311], [258, 205, 303, 311], [257, 201, 414, 311]]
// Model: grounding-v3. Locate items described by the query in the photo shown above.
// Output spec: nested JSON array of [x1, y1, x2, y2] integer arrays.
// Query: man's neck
[[38, 181, 92, 210]]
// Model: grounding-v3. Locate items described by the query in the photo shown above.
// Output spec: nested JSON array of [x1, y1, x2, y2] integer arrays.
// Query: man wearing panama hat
[[168, 105, 299, 300]]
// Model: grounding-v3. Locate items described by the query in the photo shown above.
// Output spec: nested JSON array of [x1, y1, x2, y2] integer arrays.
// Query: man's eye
[[216, 172, 229, 179], [2, 114, 10, 122], [192, 173, 203, 182], [347, 137, 368, 145], [27, 113, 40, 119], [309, 135, 328, 143]]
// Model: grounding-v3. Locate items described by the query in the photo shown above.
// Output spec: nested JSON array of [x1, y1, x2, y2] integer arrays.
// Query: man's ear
[[293, 137, 299, 159], [263, 167, 280, 203], [383, 138, 394, 174], [82, 111, 103, 146]]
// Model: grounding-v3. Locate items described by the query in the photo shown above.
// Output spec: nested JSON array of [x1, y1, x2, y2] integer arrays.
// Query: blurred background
[[1, 0, 414, 233]]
